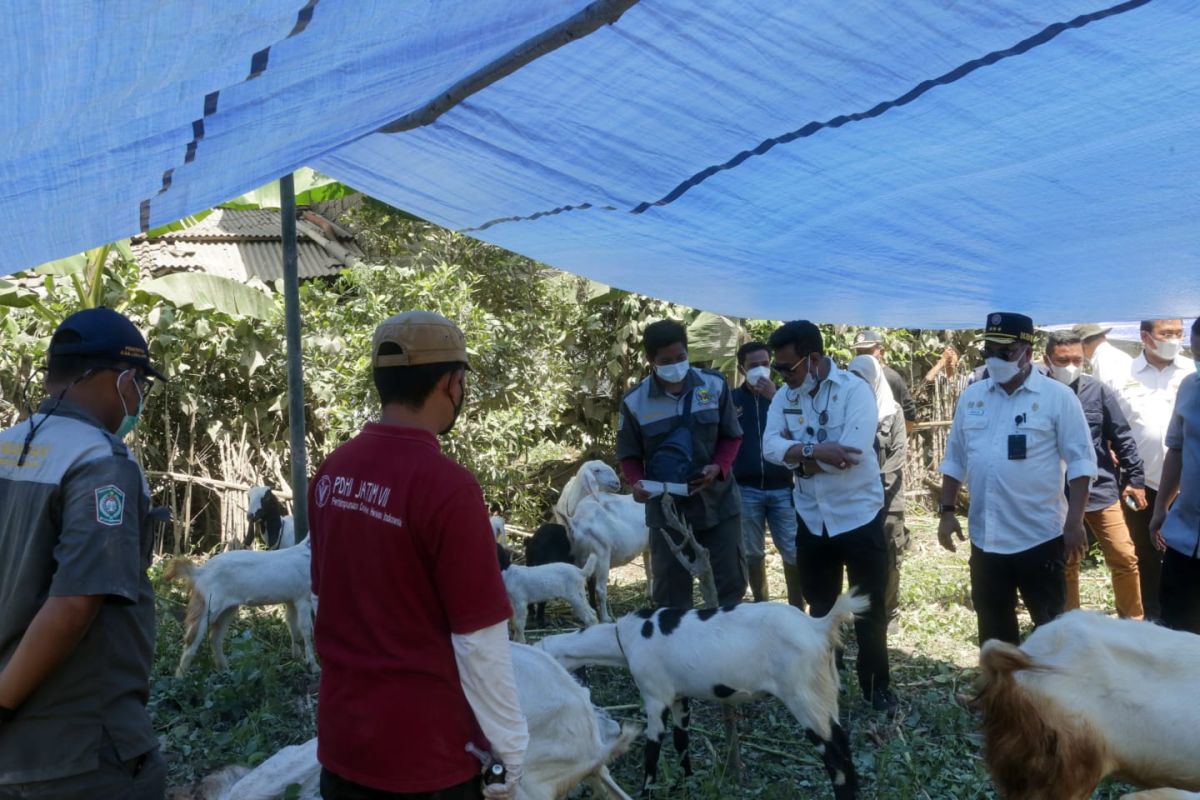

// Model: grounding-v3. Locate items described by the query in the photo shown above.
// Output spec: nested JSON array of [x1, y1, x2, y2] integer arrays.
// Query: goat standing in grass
[[974, 610, 1200, 799], [524, 523, 575, 626], [244, 485, 295, 550], [497, 544, 598, 642], [555, 460, 652, 622], [539, 591, 867, 798], [164, 540, 316, 676]]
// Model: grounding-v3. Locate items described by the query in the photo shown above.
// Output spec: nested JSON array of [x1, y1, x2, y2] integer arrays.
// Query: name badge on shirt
[[1007, 434, 1027, 460]]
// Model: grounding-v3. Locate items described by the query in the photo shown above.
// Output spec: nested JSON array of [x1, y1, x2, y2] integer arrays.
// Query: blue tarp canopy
[[3, 0, 1198, 327]]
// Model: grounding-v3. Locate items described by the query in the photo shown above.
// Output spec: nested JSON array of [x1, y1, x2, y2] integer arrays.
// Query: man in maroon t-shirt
[[309, 311, 527, 800]]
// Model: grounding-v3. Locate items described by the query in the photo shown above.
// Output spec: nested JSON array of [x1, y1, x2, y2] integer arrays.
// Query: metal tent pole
[[280, 173, 309, 541]]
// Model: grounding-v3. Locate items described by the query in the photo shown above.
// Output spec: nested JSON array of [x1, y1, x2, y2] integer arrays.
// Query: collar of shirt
[[362, 422, 442, 452], [31, 396, 111, 435], [1132, 352, 1192, 376], [646, 367, 700, 399]]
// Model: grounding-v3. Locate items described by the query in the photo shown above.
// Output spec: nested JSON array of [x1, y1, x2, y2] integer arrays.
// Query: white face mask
[[1050, 363, 1080, 385], [654, 360, 690, 383], [985, 357, 1022, 384], [745, 365, 771, 386], [1151, 337, 1182, 360]]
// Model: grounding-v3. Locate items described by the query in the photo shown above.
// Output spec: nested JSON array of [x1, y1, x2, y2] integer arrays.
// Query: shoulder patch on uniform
[[95, 485, 125, 526]]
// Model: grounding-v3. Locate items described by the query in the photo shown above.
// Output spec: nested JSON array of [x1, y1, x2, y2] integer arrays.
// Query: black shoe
[[871, 688, 899, 718]]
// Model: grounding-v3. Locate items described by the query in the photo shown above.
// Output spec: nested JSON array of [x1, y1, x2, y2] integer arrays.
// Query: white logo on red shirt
[[316, 475, 333, 508]]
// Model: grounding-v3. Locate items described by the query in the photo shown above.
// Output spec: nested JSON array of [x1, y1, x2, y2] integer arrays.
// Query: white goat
[[164, 540, 317, 676], [538, 592, 868, 798], [245, 485, 295, 550], [491, 514, 508, 544], [502, 553, 599, 643], [974, 610, 1200, 799], [172, 644, 639, 800], [556, 460, 651, 623]]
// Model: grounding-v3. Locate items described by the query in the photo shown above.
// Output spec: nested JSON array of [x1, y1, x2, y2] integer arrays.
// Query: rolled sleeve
[[1165, 389, 1185, 450], [939, 404, 968, 482], [1059, 392, 1099, 481], [837, 380, 879, 455], [762, 391, 792, 466], [51, 456, 144, 602]]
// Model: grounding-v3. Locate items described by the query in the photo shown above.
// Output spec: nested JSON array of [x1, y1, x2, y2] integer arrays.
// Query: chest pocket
[[1019, 416, 1057, 458]]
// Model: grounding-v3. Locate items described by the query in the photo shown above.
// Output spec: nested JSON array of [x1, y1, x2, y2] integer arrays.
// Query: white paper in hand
[[639, 480, 690, 497]]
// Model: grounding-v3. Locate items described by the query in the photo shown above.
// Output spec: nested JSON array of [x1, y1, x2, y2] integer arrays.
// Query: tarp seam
[[138, 0, 324, 232], [460, 0, 1153, 233]]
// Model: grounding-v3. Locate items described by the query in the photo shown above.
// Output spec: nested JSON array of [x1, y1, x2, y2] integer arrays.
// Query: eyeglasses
[[771, 362, 800, 375], [981, 346, 1020, 361]]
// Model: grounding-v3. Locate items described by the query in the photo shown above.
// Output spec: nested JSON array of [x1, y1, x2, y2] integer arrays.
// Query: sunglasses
[[980, 345, 1021, 361], [772, 361, 805, 375]]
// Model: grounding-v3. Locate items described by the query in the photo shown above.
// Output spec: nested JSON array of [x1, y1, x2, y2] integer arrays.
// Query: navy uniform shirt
[[1065, 374, 1145, 511], [1163, 373, 1200, 558], [730, 384, 793, 491], [0, 399, 156, 784], [617, 368, 742, 529]]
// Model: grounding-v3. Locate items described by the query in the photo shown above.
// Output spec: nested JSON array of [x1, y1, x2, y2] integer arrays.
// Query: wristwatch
[[801, 443, 815, 460], [938, 504, 957, 515]]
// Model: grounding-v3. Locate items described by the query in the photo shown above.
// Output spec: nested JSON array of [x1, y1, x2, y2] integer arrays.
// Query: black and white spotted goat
[[245, 485, 295, 550], [538, 592, 868, 798]]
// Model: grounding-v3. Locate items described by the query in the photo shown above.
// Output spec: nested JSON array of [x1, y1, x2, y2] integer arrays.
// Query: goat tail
[[162, 557, 197, 587], [816, 589, 871, 650], [580, 553, 599, 580]]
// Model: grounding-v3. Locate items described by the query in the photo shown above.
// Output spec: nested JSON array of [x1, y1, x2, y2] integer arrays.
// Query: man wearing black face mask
[[308, 312, 527, 800], [938, 312, 1096, 646], [0, 307, 166, 799]]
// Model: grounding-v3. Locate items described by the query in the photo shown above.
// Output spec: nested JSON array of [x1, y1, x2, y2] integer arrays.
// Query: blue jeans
[[739, 485, 798, 565]]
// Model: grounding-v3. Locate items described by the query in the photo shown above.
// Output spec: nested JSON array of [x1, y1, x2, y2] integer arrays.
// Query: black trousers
[[1123, 486, 1163, 620], [794, 511, 890, 695], [321, 769, 480, 800], [1160, 546, 1200, 635], [651, 513, 747, 609], [969, 537, 1066, 646]]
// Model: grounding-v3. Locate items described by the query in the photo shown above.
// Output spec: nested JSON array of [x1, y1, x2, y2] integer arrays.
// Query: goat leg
[[721, 705, 744, 785]]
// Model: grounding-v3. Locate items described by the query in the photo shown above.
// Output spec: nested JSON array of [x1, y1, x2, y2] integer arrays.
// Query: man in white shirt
[[1073, 323, 1133, 390], [762, 320, 896, 715], [1113, 318, 1191, 621], [938, 312, 1096, 646]]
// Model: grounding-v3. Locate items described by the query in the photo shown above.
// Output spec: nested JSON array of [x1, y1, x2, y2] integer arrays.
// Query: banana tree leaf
[[139, 273, 275, 320], [687, 311, 744, 374], [220, 168, 351, 210], [144, 209, 213, 238], [0, 279, 40, 308], [32, 254, 88, 276]]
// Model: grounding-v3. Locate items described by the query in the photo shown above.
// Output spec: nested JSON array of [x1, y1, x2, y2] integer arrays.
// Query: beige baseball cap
[[371, 311, 470, 368]]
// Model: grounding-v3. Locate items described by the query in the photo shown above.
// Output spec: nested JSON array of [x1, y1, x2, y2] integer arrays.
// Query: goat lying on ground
[[525, 523, 575, 626], [164, 540, 317, 676], [498, 544, 599, 642], [974, 610, 1200, 799], [538, 592, 867, 798], [555, 460, 652, 623], [169, 643, 639, 800], [245, 485, 295, 550]]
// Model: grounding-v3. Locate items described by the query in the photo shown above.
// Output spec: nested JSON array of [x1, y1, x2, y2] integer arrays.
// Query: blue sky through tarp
[[3, 0, 1198, 327]]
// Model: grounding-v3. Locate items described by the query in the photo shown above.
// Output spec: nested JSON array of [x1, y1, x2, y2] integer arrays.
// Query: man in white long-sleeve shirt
[[309, 312, 527, 800], [761, 320, 896, 716], [1112, 318, 1192, 621], [1073, 323, 1132, 390], [938, 312, 1096, 646]]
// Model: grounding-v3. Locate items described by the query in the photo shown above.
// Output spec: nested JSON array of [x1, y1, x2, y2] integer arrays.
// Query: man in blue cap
[[0, 307, 166, 799], [938, 312, 1096, 646]]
